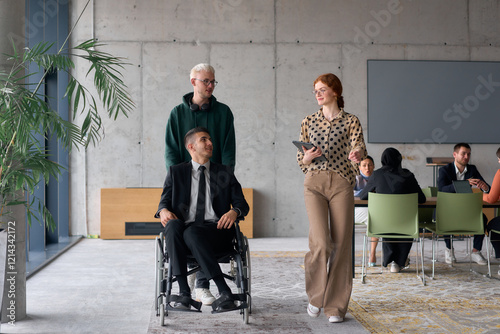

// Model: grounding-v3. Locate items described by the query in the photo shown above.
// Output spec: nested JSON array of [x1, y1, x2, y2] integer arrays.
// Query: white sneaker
[[195, 288, 216, 305], [328, 316, 344, 323], [445, 248, 456, 264], [390, 262, 400, 273], [471, 251, 487, 265], [307, 303, 320, 318]]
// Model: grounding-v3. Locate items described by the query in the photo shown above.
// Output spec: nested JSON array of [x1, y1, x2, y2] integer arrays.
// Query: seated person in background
[[354, 156, 379, 267], [359, 148, 426, 273], [481, 147, 500, 275], [438, 143, 490, 265], [155, 127, 249, 311]]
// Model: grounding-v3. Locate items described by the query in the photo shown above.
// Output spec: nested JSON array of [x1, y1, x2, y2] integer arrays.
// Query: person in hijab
[[358, 148, 426, 273]]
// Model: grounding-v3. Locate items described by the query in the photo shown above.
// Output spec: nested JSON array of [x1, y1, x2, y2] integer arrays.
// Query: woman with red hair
[[296, 73, 366, 323]]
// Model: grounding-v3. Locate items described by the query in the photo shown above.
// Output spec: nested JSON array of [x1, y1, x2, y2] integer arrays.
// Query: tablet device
[[453, 180, 472, 193], [292, 141, 327, 162]]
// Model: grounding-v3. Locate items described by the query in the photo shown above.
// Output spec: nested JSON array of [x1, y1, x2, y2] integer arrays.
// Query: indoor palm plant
[[0, 34, 134, 229]]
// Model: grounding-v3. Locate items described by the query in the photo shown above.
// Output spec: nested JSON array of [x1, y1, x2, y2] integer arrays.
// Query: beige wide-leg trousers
[[303, 170, 354, 318]]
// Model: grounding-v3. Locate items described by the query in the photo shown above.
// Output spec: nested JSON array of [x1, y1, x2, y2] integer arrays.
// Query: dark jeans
[[382, 237, 413, 267], [187, 263, 209, 289], [443, 213, 487, 251], [487, 216, 500, 258]]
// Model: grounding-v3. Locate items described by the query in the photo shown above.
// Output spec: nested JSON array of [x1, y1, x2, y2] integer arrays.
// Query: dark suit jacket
[[155, 161, 249, 221], [438, 163, 490, 193], [359, 167, 426, 203]]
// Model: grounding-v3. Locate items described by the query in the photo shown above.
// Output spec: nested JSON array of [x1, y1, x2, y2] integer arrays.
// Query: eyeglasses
[[194, 78, 218, 87], [312, 88, 328, 95]]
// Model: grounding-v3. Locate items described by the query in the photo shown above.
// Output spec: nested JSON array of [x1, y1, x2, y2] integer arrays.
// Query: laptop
[[453, 180, 472, 193]]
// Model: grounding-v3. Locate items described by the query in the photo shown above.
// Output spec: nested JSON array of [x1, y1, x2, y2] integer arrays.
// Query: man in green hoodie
[[165, 63, 236, 171], [164, 63, 236, 306]]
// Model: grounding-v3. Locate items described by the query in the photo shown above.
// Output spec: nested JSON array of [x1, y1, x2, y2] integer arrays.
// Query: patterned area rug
[[147, 251, 367, 334], [148, 250, 500, 334], [352, 254, 500, 334]]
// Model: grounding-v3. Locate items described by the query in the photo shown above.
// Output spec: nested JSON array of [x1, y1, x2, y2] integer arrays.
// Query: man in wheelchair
[[155, 127, 249, 312]]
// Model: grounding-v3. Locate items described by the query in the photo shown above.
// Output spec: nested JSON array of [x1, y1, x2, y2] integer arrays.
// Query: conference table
[[352, 197, 500, 277]]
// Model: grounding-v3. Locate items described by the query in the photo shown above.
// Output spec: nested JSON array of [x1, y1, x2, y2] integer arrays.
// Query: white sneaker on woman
[[329, 316, 344, 323], [445, 248, 456, 264], [307, 303, 320, 318], [390, 262, 400, 273]]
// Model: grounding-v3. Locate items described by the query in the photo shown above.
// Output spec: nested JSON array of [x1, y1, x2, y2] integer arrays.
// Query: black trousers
[[444, 213, 487, 251], [487, 216, 500, 258], [382, 238, 413, 267], [164, 219, 234, 280]]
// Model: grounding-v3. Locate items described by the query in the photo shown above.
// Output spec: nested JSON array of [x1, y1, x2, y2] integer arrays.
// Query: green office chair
[[424, 192, 491, 278], [418, 187, 435, 259], [361, 193, 425, 285], [419, 187, 436, 225], [426, 186, 438, 197]]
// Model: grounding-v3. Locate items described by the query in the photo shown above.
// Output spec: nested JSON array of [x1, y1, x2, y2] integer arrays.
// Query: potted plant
[[0, 6, 134, 322], [0, 39, 134, 228]]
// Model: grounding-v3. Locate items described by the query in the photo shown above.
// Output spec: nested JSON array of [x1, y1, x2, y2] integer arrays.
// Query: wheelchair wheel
[[243, 236, 252, 313], [155, 234, 164, 315], [243, 303, 249, 324]]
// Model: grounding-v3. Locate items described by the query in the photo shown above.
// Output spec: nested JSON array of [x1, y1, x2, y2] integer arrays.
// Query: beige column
[[0, 0, 27, 323]]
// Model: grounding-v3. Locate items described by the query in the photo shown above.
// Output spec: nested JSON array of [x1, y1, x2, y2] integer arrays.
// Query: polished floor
[[2, 229, 499, 334]]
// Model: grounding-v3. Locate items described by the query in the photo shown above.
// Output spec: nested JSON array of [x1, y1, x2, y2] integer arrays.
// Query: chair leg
[[418, 238, 426, 286], [467, 235, 473, 273], [431, 233, 436, 279], [486, 235, 492, 278], [450, 235, 455, 268], [361, 235, 367, 283]]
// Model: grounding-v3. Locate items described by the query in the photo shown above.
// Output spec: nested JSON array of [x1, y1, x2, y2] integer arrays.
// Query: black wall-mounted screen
[[367, 60, 500, 144]]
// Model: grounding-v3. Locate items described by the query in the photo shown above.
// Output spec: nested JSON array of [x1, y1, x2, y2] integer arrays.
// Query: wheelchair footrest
[[211, 293, 248, 314], [211, 302, 247, 314], [166, 304, 202, 313], [166, 294, 202, 312]]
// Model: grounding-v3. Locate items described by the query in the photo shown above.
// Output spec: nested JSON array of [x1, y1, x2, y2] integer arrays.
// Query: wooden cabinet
[[100, 188, 253, 239]]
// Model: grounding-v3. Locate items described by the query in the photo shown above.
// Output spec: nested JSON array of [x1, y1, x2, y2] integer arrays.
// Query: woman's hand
[[302, 145, 322, 164]]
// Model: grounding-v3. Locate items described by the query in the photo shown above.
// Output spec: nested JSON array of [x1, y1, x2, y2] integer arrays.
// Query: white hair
[[190, 63, 215, 79]]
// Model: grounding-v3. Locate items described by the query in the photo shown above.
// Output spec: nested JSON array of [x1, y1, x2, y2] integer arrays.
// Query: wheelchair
[[155, 219, 251, 326]]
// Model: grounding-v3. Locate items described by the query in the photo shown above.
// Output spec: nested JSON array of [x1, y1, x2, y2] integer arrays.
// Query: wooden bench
[[100, 188, 253, 239]]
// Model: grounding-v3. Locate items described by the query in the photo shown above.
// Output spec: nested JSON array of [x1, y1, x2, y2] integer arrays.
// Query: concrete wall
[[69, 0, 500, 238]]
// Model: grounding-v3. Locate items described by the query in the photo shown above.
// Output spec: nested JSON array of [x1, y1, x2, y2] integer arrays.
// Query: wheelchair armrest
[[233, 219, 246, 254]]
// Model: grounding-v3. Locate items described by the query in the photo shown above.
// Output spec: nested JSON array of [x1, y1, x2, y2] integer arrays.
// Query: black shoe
[[212, 291, 237, 312], [173, 293, 191, 310]]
